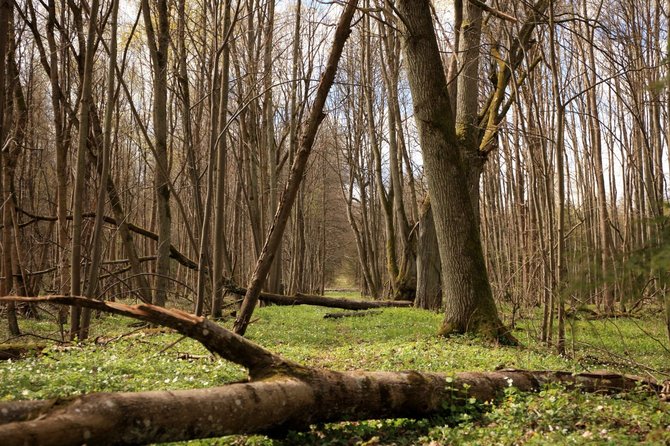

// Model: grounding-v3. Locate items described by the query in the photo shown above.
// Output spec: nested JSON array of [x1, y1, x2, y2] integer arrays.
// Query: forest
[[0, 0, 669, 444]]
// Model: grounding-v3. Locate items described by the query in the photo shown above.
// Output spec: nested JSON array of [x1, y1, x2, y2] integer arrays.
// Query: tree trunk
[[415, 197, 441, 310], [211, 0, 233, 318], [45, 0, 71, 328], [396, 0, 512, 343], [0, 0, 18, 335], [379, 19, 415, 301], [0, 295, 662, 446], [80, 0, 119, 339], [69, 0, 100, 338], [141, 0, 172, 307], [233, 0, 359, 335], [263, 0, 282, 296], [454, 0, 486, 223], [548, 3, 566, 354]]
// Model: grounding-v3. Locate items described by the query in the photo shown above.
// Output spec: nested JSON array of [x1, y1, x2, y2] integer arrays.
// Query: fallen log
[[323, 310, 382, 319], [0, 295, 665, 446], [0, 342, 46, 360], [224, 284, 412, 310]]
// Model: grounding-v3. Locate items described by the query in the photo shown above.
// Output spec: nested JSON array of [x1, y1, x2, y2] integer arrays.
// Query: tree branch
[[16, 208, 198, 270]]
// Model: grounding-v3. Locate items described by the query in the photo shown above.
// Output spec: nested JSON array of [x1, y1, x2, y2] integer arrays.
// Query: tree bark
[[362, 10, 399, 299], [233, 0, 359, 335], [45, 0, 71, 328], [548, 2, 566, 354], [0, 0, 19, 335], [0, 295, 663, 446], [80, 0, 119, 339], [211, 0, 233, 318], [69, 0, 100, 338], [141, 0, 172, 307], [415, 197, 441, 310], [395, 0, 512, 343], [579, 0, 615, 314], [263, 0, 282, 296]]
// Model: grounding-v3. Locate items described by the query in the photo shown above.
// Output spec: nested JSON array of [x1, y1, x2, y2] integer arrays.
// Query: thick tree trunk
[[396, 1, 512, 343], [0, 295, 663, 446], [1, 367, 655, 446]]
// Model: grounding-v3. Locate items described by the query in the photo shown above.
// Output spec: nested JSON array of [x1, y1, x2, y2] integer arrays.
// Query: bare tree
[[233, 0, 359, 335], [396, 0, 514, 342], [141, 0, 172, 307], [69, 0, 100, 338], [0, 0, 19, 335]]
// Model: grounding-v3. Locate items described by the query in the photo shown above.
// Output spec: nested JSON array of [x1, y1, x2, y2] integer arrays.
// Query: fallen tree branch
[[0, 295, 665, 446], [224, 284, 412, 310], [0, 295, 295, 378]]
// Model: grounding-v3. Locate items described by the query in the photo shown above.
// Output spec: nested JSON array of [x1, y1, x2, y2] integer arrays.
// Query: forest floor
[[1, 294, 669, 445]]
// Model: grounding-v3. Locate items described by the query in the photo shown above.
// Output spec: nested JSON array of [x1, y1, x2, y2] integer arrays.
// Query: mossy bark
[[396, 0, 512, 343]]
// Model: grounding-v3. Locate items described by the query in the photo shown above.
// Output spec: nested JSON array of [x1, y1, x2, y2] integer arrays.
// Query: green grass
[[1, 303, 669, 445]]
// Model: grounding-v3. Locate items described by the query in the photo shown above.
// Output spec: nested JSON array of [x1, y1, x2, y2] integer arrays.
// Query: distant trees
[[475, 0, 670, 346], [0, 0, 667, 345]]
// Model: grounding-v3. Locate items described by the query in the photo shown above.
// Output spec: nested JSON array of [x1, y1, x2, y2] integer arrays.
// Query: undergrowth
[[1, 300, 669, 445]]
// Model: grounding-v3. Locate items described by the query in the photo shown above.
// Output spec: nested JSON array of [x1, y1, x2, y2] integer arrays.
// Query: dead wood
[[323, 310, 382, 319], [0, 295, 665, 446], [224, 283, 412, 310], [0, 295, 294, 378], [0, 342, 46, 360], [585, 312, 641, 320]]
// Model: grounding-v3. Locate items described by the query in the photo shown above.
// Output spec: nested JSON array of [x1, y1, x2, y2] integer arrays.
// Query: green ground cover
[[1, 300, 669, 445]]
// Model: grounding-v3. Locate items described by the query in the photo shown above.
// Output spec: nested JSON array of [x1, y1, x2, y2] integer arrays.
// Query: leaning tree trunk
[[0, 295, 664, 446], [396, 0, 512, 343], [233, 0, 359, 335]]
